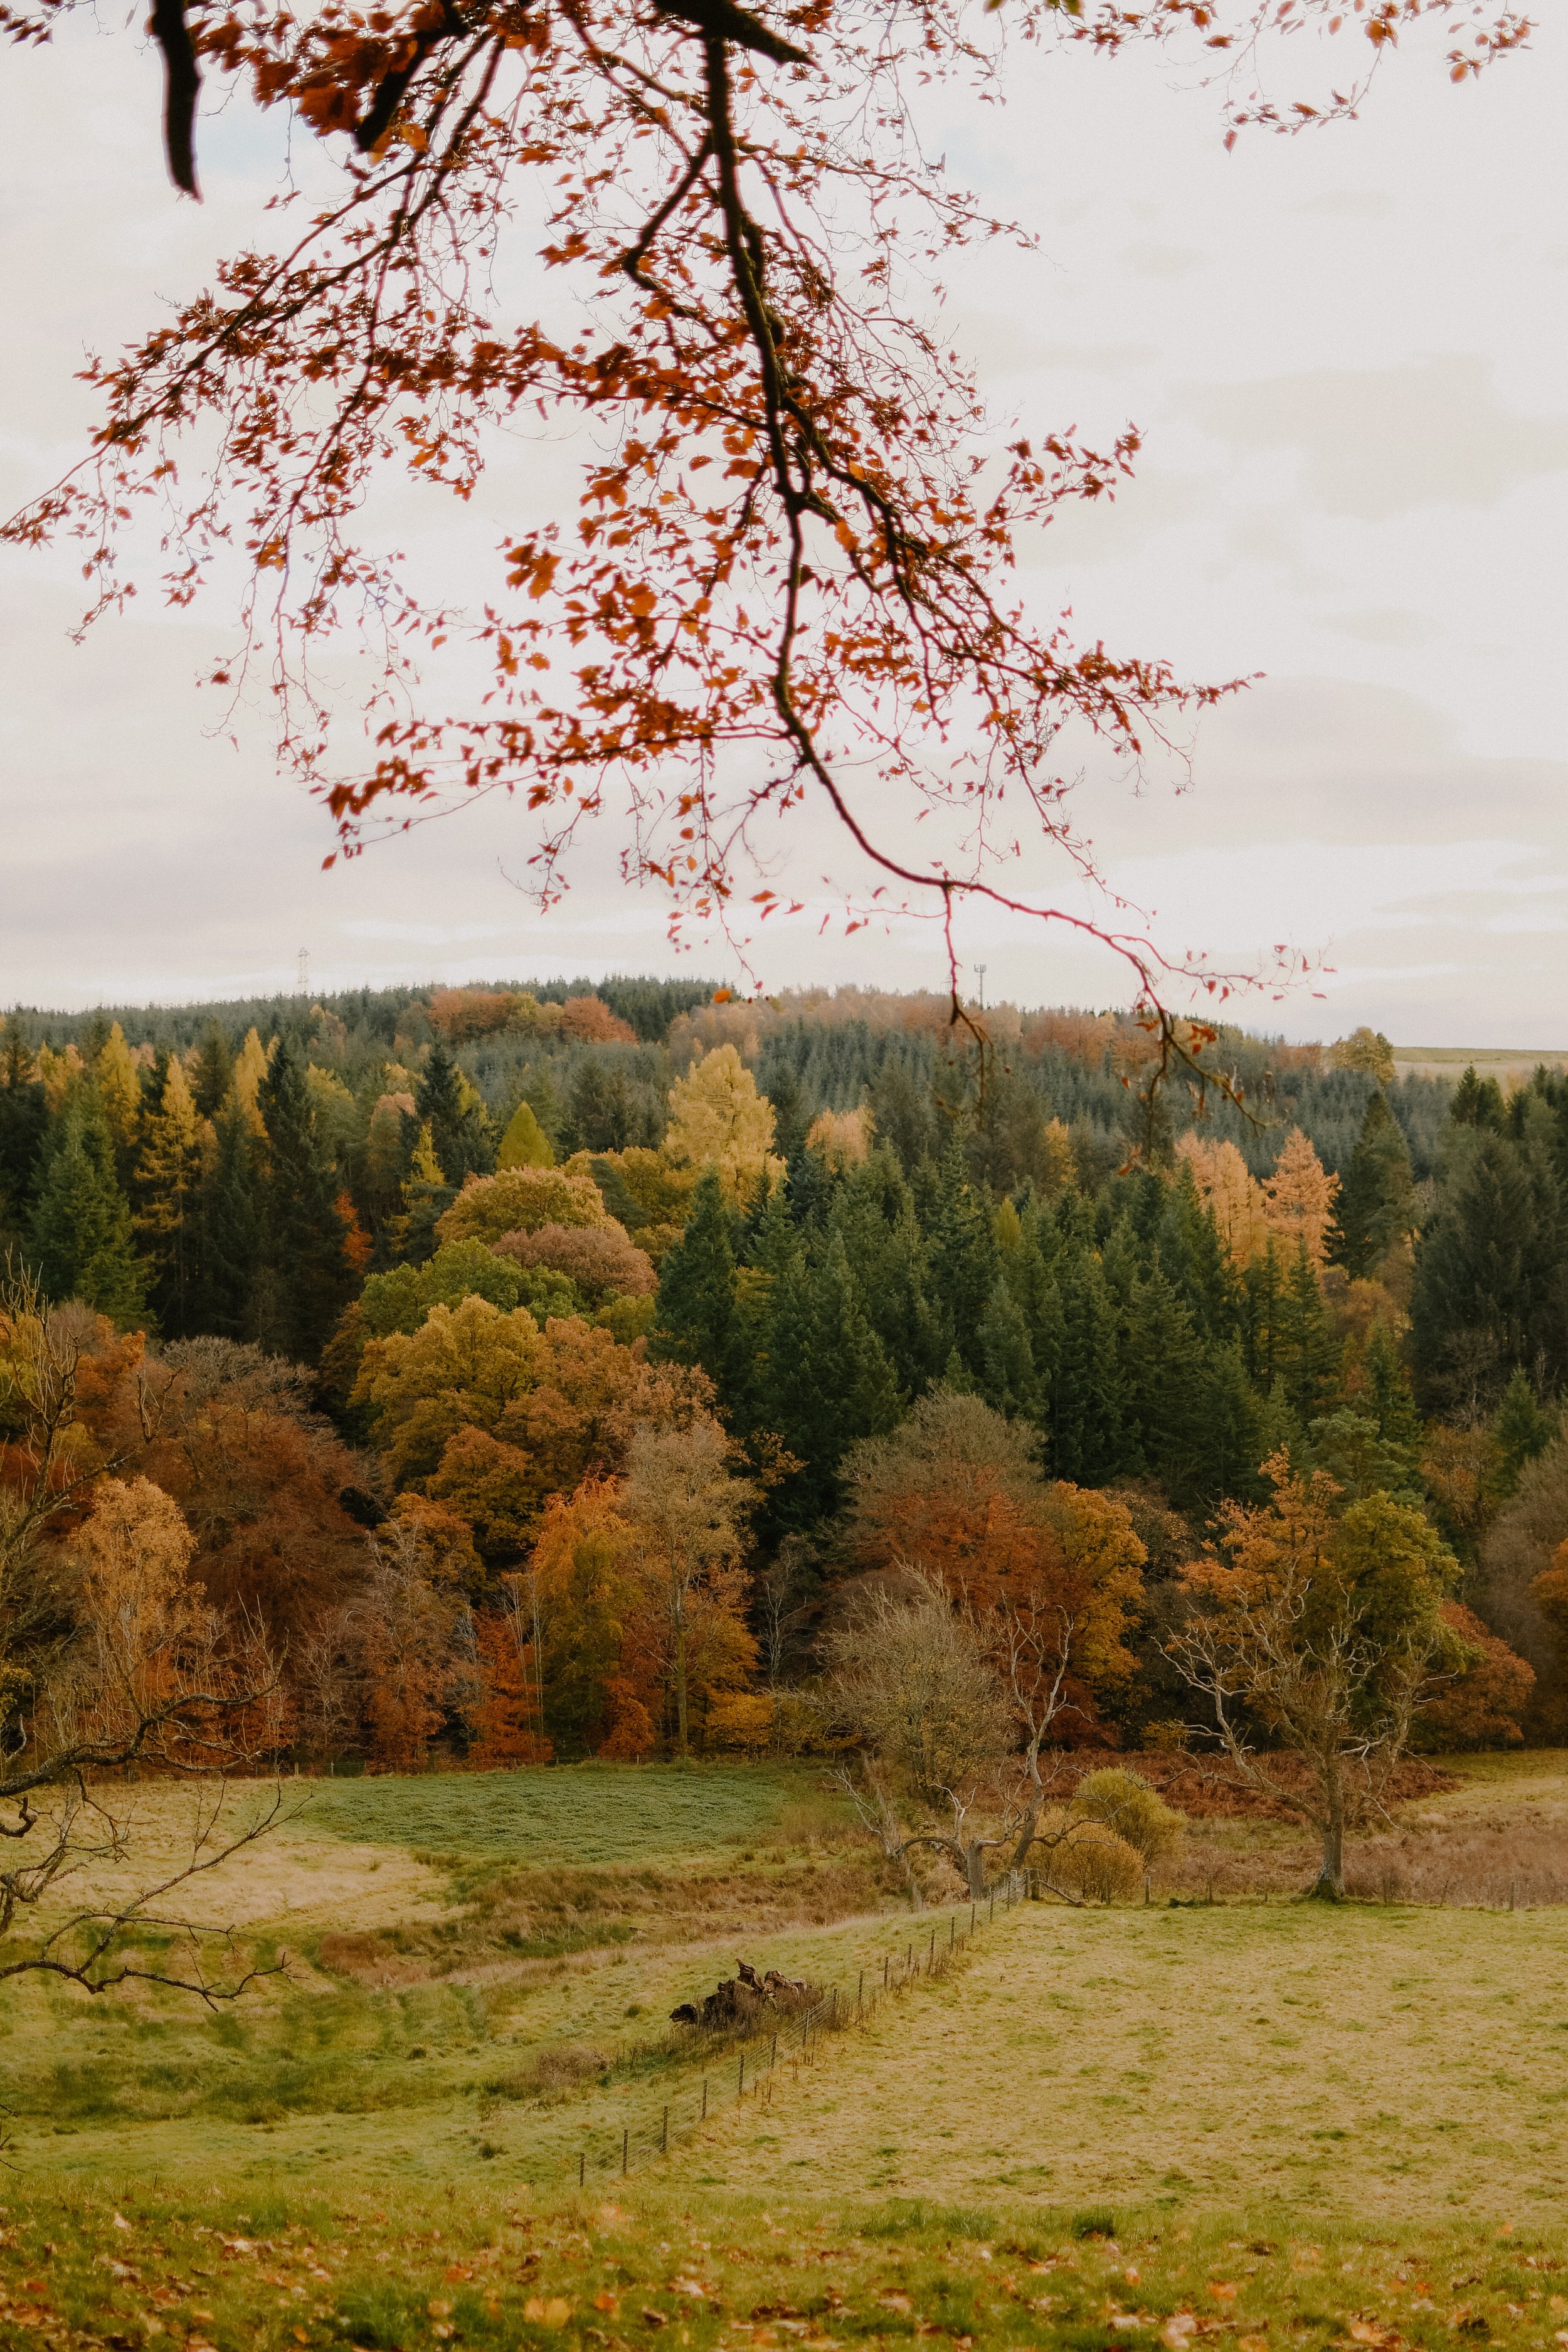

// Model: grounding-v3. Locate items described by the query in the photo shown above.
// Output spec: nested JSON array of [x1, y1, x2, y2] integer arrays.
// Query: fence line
[[569, 1871, 1027, 2189]]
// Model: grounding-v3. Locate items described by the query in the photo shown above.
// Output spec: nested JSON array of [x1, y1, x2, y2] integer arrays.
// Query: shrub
[[706, 1693, 775, 1752], [1074, 1767, 1185, 1864], [1037, 1813, 1144, 1904]]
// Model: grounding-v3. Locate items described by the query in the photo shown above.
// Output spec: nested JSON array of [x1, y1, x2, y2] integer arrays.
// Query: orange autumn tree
[[842, 1389, 1145, 1750], [527, 1476, 656, 1757], [470, 1592, 553, 1767], [3, 0, 1526, 1005]]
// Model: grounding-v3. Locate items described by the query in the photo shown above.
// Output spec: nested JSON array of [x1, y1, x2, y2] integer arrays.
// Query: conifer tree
[[652, 1168, 746, 1409], [1047, 1244, 1126, 1484], [418, 1041, 495, 1183], [196, 1101, 262, 1338], [0, 1034, 49, 1238], [1276, 1241, 1342, 1425], [829, 1156, 940, 1396], [1450, 1066, 1506, 1131], [1362, 1319, 1424, 1478], [1411, 1133, 1558, 1407], [977, 1276, 1041, 1421], [1118, 1265, 1205, 1491], [760, 1231, 902, 1521], [497, 1098, 555, 1169], [93, 1022, 144, 1175], [1336, 1091, 1416, 1277], [255, 1037, 349, 1361], [231, 1027, 273, 1133], [393, 1120, 453, 1265], [135, 1056, 209, 1335], [189, 1021, 235, 1118], [29, 1088, 146, 1325], [1492, 1365, 1557, 1496], [1262, 1126, 1340, 1269], [925, 1134, 999, 1377]]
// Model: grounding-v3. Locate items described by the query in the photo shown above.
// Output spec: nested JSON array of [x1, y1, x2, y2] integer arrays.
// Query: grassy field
[[6, 1754, 1568, 2352]]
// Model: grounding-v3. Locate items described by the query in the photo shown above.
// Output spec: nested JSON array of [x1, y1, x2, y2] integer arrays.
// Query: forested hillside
[[4, 979, 1567, 1784]]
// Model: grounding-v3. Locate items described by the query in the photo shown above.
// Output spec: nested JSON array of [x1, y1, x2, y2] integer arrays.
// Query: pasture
[[4, 1753, 1568, 2352]]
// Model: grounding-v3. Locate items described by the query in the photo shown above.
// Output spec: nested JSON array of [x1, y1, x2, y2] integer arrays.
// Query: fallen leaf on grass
[[595, 2293, 622, 2315], [642, 2310, 670, 2330], [877, 2294, 913, 2315], [1210, 2286, 1239, 2304], [524, 2298, 575, 2327], [429, 2301, 455, 2319]]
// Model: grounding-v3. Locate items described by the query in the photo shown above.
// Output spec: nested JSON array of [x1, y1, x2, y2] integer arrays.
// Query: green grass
[[303, 1763, 821, 1864], [5, 2171, 1568, 2352]]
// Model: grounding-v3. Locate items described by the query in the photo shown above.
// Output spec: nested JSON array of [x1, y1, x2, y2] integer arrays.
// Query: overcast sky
[[1, 6, 1564, 1039]]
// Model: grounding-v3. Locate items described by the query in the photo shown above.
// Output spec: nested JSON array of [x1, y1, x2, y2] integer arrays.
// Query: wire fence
[[569, 1872, 1027, 2188]]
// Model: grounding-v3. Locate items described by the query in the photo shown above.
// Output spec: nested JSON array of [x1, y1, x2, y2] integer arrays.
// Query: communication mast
[[296, 947, 311, 996]]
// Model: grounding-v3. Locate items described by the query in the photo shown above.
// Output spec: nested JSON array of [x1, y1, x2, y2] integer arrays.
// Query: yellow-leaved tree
[[1175, 1135, 1269, 1267], [1263, 1127, 1340, 1269], [664, 1046, 781, 1202]]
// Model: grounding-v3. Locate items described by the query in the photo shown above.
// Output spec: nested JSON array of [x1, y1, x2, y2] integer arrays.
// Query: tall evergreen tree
[[1119, 1264, 1205, 1492], [189, 1020, 235, 1118], [255, 1037, 349, 1361], [1491, 1365, 1558, 1496], [1047, 1241, 1126, 1484], [29, 1088, 146, 1325], [135, 1056, 208, 1335], [418, 1041, 495, 1184], [652, 1168, 747, 1408], [976, 1276, 1041, 1421], [1411, 1132, 1563, 1408], [196, 1101, 262, 1338], [1335, 1091, 1415, 1277], [924, 1135, 998, 1375], [759, 1231, 902, 1522], [1362, 1319, 1424, 1480], [1276, 1242, 1342, 1425], [0, 1034, 49, 1241]]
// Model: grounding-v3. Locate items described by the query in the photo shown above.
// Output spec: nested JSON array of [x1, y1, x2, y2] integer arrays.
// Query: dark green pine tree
[[924, 1134, 999, 1377], [1449, 1066, 1506, 1132], [0, 1034, 50, 1244], [829, 1157, 941, 1397], [1240, 1237, 1288, 1393], [29, 1088, 147, 1326], [1158, 1163, 1237, 1343], [1361, 1319, 1423, 1473], [1118, 1265, 1206, 1495], [195, 1102, 263, 1338], [1275, 1242, 1342, 1426], [977, 1276, 1041, 1421], [1002, 1200, 1064, 1412], [255, 1039, 349, 1362], [189, 1021, 235, 1120], [1491, 1365, 1558, 1496], [418, 1041, 495, 1184], [759, 1231, 903, 1524], [1335, 1092, 1416, 1277], [1410, 1133, 1559, 1406], [760, 1061, 810, 1165], [1192, 1342, 1271, 1504], [651, 1168, 748, 1413], [1047, 1241, 1127, 1485]]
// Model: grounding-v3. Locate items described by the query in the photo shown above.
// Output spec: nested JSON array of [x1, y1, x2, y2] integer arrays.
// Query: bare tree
[[825, 1573, 1010, 1899]]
